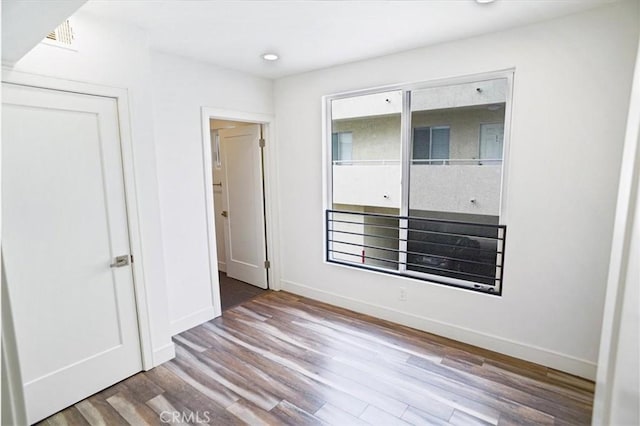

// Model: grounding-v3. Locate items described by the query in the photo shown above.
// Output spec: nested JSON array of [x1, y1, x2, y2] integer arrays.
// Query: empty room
[[1, 0, 638, 425]]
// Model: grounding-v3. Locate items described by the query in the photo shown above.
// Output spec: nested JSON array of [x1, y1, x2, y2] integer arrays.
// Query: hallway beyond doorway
[[219, 272, 267, 311]]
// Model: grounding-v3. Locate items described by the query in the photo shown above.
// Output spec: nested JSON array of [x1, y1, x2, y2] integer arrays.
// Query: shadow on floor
[[219, 271, 267, 311]]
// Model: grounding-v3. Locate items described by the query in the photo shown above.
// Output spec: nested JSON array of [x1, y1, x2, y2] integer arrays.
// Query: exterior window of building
[[332, 132, 353, 163], [479, 123, 504, 165], [325, 72, 512, 294], [412, 126, 450, 165]]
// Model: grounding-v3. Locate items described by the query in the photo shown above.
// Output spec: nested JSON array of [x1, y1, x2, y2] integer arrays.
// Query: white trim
[[399, 89, 411, 273], [170, 306, 217, 336], [218, 261, 227, 273], [1, 68, 156, 370], [322, 98, 333, 262], [200, 107, 281, 312], [1, 260, 28, 425], [151, 343, 176, 369], [499, 72, 515, 226], [281, 278, 596, 380]]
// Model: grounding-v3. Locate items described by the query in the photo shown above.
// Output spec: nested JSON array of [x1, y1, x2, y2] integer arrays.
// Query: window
[[412, 126, 450, 165], [325, 72, 511, 294], [479, 123, 504, 165], [332, 132, 353, 163]]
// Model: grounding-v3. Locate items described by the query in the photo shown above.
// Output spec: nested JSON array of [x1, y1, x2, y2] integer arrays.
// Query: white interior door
[[219, 124, 268, 289], [2, 84, 142, 423]]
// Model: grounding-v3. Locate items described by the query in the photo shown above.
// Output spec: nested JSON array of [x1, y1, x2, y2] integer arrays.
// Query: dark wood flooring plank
[[41, 406, 91, 426], [76, 393, 129, 426], [105, 389, 160, 426], [145, 394, 189, 426], [546, 370, 595, 393], [75, 398, 126, 426], [162, 359, 240, 409], [144, 366, 244, 426], [269, 400, 325, 426], [119, 374, 164, 405]]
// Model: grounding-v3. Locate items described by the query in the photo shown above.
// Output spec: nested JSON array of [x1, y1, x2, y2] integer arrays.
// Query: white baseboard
[[170, 307, 218, 336], [218, 261, 226, 273], [281, 279, 597, 380], [151, 342, 175, 368]]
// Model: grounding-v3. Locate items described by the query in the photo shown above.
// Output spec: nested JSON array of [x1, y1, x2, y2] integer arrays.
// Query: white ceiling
[[79, 0, 618, 80]]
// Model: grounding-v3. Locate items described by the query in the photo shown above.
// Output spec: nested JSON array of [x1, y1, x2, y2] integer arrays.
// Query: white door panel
[[220, 125, 268, 289], [2, 84, 141, 423]]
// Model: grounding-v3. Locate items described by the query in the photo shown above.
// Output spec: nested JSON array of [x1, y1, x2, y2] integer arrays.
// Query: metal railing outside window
[[326, 209, 506, 295]]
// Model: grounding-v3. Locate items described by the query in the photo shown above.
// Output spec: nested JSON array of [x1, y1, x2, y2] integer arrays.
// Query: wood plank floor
[[39, 291, 595, 425]]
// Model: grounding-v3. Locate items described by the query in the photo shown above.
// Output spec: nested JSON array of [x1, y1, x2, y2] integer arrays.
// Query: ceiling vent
[[44, 19, 75, 47]]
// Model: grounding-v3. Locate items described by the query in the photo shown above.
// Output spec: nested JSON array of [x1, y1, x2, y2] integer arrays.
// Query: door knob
[[221, 211, 228, 217], [110, 255, 130, 268]]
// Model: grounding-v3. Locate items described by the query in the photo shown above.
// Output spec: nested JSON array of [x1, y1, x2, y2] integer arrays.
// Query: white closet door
[[2, 84, 142, 423]]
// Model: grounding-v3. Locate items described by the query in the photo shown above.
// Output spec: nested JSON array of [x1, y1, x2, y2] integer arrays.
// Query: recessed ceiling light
[[476, 0, 496, 3], [262, 53, 279, 61]]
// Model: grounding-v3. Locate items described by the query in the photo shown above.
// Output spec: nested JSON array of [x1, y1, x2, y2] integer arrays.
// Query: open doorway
[[210, 118, 269, 310]]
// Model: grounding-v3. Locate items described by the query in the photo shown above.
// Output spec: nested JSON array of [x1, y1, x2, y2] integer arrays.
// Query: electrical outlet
[[399, 287, 407, 302]]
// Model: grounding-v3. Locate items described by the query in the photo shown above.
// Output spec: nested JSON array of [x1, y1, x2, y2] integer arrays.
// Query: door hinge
[[264, 260, 271, 269], [130, 254, 134, 264], [259, 138, 266, 148]]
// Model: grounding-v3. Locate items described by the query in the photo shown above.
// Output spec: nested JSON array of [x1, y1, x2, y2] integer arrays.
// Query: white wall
[[149, 52, 273, 335], [7, 11, 175, 365], [273, 1, 639, 379]]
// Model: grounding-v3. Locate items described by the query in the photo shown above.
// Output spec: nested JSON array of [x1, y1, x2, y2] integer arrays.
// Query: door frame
[[2, 69, 156, 371], [200, 107, 281, 315]]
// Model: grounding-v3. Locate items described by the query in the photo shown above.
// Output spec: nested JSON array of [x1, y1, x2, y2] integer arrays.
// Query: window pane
[[412, 127, 431, 162], [330, 90, 402, 271], [430, 127, 450, 162], [339, 132, 353, 162], [407, 78, 507, 285], [409, 78, 507, 215], [332, 133, 339, 161]]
